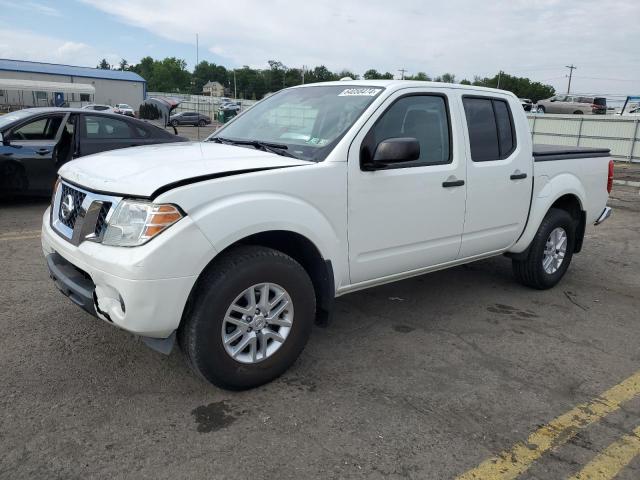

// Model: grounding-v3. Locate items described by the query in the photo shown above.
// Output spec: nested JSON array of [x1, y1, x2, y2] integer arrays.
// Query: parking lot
[[0, 183, 639, 479]]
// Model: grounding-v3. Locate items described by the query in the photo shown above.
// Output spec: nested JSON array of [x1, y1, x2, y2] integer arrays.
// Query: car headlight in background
[[102, 200, 183, 247]]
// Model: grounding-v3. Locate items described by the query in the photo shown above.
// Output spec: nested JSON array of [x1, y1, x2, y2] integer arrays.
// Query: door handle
[[510, 172, 527, 180], [442, 179, 465, 188], [36, 148, 50, 155]]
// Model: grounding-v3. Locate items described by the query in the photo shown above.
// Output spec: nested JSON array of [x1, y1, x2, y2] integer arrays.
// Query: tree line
[[97, 57, 556, 102]]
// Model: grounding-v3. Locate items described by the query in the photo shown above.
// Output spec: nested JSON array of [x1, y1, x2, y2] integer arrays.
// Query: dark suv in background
[[169, 112, 211, 127]]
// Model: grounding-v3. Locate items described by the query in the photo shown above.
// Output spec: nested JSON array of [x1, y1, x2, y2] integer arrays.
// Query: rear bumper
[[594, 206, 612, 225]]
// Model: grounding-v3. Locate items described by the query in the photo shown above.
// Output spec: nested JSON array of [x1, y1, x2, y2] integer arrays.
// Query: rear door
[[79, 114, 140, 156], [459, 95, 533, 258], [2, 113, 66, 192]]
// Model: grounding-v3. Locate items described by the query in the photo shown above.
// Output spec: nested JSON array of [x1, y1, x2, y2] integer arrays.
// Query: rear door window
[[463, 97, 516, 161], [83, 115, 134, 139]]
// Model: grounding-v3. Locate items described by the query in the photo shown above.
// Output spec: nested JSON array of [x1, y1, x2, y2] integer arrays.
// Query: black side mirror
[[0, 132, 9, 146], [550, 98, 556, 102], [365, 137, 420, 170]]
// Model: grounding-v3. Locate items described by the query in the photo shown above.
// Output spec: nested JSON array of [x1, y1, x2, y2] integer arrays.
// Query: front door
[[459, 95, 533, 258], [348, 90, 467, 284], [2, 114, 65, 193]]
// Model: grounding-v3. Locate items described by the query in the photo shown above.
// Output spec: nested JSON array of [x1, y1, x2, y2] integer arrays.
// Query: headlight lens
[[102, 199, 183, 246]]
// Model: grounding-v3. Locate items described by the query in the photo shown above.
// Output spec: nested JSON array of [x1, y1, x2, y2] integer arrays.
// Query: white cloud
[[79, 0, 639, 95], [0, 28, 113, 67], [0, 1, 61, 16]]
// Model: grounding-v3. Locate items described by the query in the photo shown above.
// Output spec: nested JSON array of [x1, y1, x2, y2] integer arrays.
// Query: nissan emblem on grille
[[60, 194, 75, 221]]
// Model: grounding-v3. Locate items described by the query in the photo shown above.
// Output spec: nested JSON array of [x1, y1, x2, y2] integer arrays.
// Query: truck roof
[[292, 79, 517, 97]]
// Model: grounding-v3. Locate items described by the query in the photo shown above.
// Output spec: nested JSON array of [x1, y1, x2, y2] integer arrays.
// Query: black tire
[[198, 119, 206, 127], [179, 245, 316, 390], [171, 119, 179, 127], [512, 208, 577, 290], [537, 106, 545, 113], [573, 110, 584, 115]]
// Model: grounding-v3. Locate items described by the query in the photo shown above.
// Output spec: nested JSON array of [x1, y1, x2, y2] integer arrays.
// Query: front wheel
[[170, 119, 179, 127], [512, 208, 576, 290], [537, 106, 545, 114], [179, 246, 316, 390]]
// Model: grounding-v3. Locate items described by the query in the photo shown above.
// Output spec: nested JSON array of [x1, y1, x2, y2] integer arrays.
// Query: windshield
[[208, 85, 384, 162], [0, 109, 39, 130]]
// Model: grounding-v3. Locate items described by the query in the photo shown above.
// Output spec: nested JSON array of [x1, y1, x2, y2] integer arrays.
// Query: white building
[[0, 59, 146, 109], [202, 81, 225, 97]]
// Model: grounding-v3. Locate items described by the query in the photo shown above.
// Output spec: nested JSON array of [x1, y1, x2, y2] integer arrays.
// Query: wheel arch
[[509, 181, 586, 255], [181, 229, 336, 331]]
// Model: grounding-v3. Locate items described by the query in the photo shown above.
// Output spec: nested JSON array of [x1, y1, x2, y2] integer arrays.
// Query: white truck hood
[[59, 142, 310, 198]]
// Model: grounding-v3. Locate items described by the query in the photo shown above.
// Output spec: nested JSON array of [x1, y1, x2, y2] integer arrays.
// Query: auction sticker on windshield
[[338, 88, 382, 96]]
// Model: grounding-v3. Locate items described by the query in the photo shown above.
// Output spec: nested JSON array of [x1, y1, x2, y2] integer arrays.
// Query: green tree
[[192, 61, 228, 94], [407, 72, 431, 81], [97, 58, 110, 70], [472, 72, 555, 102], [118, 59, 129, 71], [364, 69, 394, 80]]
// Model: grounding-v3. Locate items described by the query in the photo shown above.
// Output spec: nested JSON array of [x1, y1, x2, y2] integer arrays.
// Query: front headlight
[[102, 199, 183, 247]]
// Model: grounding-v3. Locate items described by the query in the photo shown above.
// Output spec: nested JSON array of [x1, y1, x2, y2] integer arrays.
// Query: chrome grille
[[94, 202, 112, 237], [51, 180, 122, 245], [58, 184, 87, 229]]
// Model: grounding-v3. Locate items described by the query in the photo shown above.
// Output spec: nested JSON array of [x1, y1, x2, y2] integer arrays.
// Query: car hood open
[[59, 142, 310, 198]]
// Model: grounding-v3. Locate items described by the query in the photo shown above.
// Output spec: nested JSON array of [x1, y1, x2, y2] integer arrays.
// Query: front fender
[[187, 192, 346, 287], [509, 173, 586, 254]]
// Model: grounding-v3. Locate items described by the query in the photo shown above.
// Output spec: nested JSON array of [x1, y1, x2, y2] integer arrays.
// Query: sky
[[0, 0, 638, 98]]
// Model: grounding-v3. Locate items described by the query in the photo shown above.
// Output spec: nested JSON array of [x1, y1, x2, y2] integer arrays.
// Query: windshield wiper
[[210, 137, 300, 159]]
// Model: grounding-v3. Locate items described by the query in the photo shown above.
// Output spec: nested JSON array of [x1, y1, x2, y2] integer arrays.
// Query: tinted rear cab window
[[463, 97, 516, 161]]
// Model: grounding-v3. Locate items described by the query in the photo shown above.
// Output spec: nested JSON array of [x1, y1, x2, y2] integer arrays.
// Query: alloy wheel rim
[[542, 227, 567, 274], [221, 283, 294, 364]]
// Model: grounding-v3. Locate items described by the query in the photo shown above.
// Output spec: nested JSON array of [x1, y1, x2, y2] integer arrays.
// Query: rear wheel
[[198, 119, 206, 127], [179, 246, 316, 390], [512, 208, 576, 289], [573, 110, 584, 114], [537, 106, 545, 113], [170, 119, 179, 127]]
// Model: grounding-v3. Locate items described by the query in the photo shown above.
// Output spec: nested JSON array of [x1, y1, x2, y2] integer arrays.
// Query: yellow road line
[[567, 425, 640, 480], [457, 370, 640, 480]]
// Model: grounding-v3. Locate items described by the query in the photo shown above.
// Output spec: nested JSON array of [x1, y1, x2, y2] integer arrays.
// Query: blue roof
[[0, 59, 145, 83]]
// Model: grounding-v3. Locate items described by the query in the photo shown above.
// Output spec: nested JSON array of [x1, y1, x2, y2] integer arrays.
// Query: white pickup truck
[[42, 80, 613, 389]]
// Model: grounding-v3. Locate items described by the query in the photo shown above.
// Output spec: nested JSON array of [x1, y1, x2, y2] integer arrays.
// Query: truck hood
[[59, 142, 311, 198]]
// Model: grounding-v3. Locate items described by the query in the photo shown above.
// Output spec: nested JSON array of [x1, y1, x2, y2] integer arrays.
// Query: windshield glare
[[209, 85, 384, 161]]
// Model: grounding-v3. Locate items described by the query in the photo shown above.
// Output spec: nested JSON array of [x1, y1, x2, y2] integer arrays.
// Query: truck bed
[[533, 144, 610, 162]]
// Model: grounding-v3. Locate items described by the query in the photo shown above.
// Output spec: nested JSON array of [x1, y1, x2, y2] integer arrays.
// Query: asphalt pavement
[[1, 183, 639, 479]]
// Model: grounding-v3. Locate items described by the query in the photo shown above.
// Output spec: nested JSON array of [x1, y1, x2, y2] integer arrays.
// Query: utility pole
[[301, 65, 306, 84], [497, 70, 503, 89], [233, 69, 237, 99], [398, 68, 407, 80], [565, 64, 577, 94]]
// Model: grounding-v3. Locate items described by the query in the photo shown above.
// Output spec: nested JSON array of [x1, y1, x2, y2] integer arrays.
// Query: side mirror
[[550, 98, 556, 102], [0, 132, 7, 146], [367, 137, 420, 169]]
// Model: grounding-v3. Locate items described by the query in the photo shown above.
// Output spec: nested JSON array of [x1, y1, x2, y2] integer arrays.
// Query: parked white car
[[42, 80, 613, 389], [114, 104, 135, 117]]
